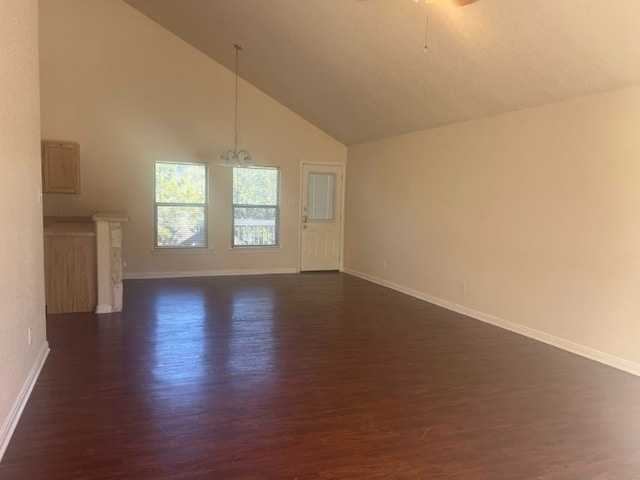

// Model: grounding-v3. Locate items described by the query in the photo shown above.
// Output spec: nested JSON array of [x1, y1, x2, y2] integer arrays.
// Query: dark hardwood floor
[[2, 273, 640, 479]]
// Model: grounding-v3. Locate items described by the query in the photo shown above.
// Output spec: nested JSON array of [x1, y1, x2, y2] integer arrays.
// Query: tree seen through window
[[233, 167, 280, 247]]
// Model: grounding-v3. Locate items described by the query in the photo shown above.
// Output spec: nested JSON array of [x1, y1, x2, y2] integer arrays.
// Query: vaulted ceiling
[[123, 0, 640, 145]]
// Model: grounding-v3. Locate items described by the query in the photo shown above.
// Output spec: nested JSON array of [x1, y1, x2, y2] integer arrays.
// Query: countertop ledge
[[92, 211, 129, 223], [44, 223, 95, 236]]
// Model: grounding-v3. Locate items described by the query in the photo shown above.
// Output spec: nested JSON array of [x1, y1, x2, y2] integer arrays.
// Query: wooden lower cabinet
[[44, 226, 96, 314]]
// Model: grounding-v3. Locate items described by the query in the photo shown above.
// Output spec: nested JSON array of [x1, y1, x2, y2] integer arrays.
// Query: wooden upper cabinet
[[42, 140, 80, 194]]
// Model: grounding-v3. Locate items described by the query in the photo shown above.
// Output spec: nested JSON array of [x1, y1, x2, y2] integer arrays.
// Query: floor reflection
[[227, 288, 275, 387], [152, 289, 206, 408], [150, 285, 276, 406]]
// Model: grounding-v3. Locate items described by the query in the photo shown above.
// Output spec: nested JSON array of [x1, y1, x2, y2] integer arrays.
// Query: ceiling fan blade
[[455, 0, 479, 5]]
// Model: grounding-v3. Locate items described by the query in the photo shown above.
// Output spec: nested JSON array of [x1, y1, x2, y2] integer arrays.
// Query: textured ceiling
[[123, 0, 640, 145]]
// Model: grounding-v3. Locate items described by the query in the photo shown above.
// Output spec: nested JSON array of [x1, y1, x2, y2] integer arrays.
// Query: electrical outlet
[[28, 327, 32, 345], [460, 281, 468, 293], [383, 259, 387, 270]]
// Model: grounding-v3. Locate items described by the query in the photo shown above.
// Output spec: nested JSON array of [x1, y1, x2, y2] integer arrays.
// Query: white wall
[[345, 85, 640, 369], [0, 0, 48, 460], [39, 0, 346, 277]]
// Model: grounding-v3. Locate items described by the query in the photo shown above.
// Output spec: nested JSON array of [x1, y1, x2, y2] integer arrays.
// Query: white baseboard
[[124, 267, 298, 280], [95, 304, 113, 314], [0, 341, 50, 462], [344, 268, 640, 378]]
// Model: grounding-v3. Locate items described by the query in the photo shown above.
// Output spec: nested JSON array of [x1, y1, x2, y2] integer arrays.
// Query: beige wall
[[39, 0, 346, 277], [345, 85, 640, 367], [0, 0, 48, 458]]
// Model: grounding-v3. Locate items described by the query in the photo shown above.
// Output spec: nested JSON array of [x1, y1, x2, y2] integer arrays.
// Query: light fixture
[[220, 44, 252, 167]]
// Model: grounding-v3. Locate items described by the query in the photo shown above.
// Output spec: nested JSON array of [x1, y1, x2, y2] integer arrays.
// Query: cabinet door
[[73, 236, 97, 312], [44, 236, 75, 314], [44, 235, 96, 314], [42, 141, 80, 194]]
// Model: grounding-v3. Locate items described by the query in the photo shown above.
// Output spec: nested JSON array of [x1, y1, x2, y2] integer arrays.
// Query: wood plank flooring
[[2, 273, 640, 479]]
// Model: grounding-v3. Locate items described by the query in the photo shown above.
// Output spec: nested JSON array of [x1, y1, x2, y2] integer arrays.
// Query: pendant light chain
[[424, 15, 430, 52], [220, 43, 252, 167], [234, 44, 240, 153]]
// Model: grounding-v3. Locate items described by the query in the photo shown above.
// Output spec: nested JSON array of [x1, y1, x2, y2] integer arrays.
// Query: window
[[155, 161, 208, 248], [232, 166, 280, 247], [307, 172, 335, 220]]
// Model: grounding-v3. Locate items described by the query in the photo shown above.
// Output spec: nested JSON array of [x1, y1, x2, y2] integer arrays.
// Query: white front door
[[300, 163, 344, 271]]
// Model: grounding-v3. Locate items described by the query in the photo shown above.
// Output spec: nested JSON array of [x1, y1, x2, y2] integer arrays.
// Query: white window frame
[[154, 160, 208, 249], [232, 166, 280, 248]]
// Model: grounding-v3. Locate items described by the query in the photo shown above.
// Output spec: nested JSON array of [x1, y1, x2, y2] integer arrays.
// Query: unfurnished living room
[[2, 0, 640, 478]]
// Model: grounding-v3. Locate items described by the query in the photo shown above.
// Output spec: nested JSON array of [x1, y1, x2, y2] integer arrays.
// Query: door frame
[[298, 161, 346, 273]]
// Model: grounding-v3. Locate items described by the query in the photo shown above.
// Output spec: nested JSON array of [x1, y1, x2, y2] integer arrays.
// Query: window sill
[[229, 246, 281, 253], [152, 247, 212, 255]]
